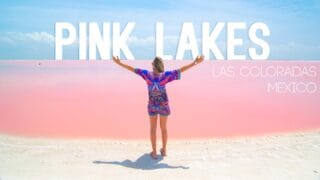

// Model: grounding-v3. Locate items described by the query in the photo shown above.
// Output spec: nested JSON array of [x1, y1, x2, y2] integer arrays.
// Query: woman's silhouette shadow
[[93, 153, 189, 170]]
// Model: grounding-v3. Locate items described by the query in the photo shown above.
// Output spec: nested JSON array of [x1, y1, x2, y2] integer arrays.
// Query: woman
[[112, 55, 204, 159]]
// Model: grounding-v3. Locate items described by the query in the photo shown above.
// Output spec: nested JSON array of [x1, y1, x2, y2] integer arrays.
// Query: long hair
[[152, 57, 164, 73]]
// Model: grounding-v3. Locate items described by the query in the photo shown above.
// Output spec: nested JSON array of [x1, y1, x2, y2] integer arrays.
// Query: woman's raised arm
[[179, 55, 204, 73], [112, 56, 135, 72]]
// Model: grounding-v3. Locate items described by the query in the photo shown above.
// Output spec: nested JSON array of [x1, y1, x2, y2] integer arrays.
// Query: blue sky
[[0, 0, 320, 60]]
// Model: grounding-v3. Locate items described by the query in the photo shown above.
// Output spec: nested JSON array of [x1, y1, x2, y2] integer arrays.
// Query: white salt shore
[[0, 130, 319, 180]]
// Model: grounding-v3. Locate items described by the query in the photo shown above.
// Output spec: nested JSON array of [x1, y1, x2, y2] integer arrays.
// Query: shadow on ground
[[93, 153, 189, 170]]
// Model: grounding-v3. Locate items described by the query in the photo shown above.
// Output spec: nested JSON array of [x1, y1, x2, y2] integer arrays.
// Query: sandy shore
[[0, 130, 319, 180]]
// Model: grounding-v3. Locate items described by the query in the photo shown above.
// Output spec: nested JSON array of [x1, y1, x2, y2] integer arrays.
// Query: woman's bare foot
[[150, 151, 157, 159], [160, 148, 167, 156]]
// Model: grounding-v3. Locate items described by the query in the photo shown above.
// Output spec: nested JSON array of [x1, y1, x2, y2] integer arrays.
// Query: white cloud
[[127, 36, 154, 46], [25, 32, 54, 43], [0, 36, 15, 45], [0, 32, 54, 45]]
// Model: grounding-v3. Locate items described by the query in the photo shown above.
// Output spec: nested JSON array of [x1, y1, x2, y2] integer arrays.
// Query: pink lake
[[0, 60, 319, 139]]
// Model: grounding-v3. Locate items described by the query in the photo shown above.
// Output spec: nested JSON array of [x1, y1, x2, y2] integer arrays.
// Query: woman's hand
[[112, 55, 135, 72], [179, 55, 204, 73], [112, 56, 121, 64], [194, 55, 204, 64]]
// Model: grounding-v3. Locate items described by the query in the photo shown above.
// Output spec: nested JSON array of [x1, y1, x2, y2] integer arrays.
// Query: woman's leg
[[159, 115, 168, 155], [149, 115, 158, 158]]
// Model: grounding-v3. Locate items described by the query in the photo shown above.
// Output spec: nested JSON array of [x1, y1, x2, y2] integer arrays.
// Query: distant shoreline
[[1, 128, 319, 141]]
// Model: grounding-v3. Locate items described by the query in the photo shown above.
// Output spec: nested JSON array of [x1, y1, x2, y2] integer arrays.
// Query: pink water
[[0, 60, 319, 139]]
